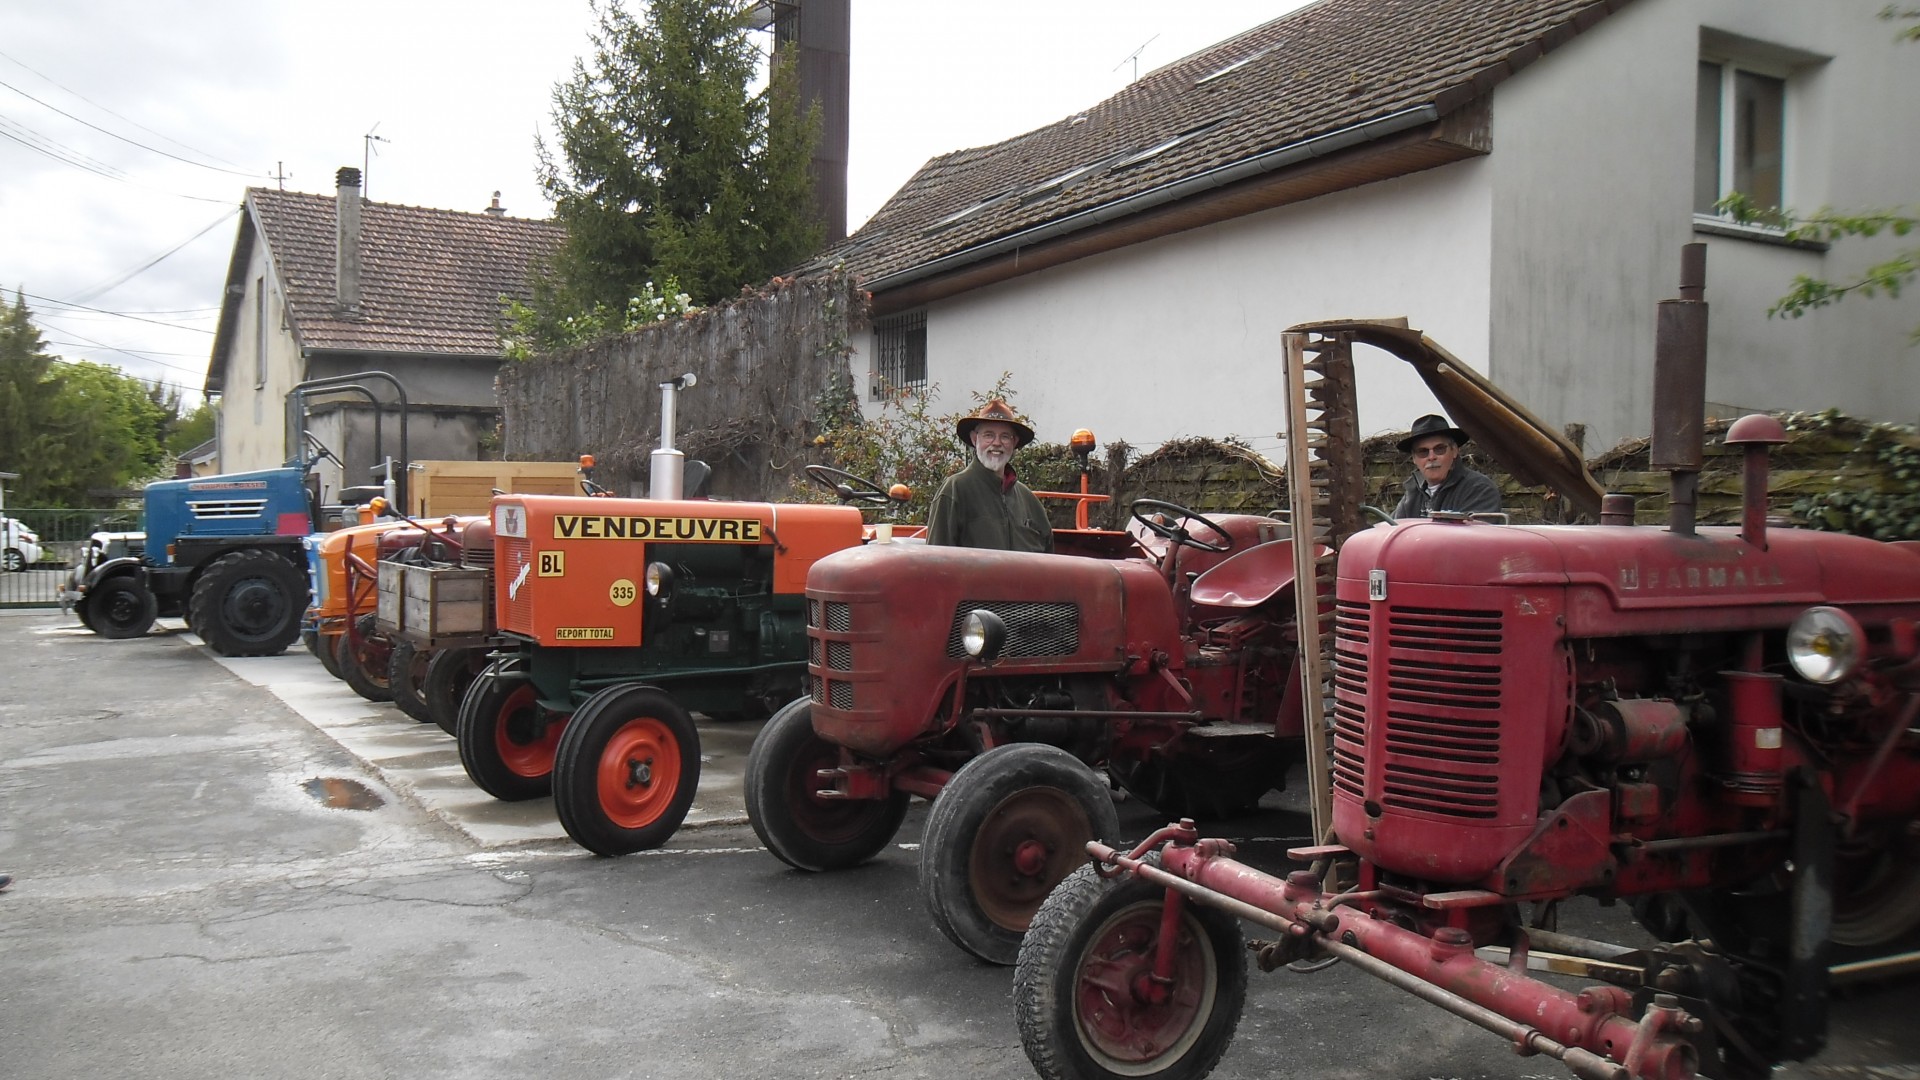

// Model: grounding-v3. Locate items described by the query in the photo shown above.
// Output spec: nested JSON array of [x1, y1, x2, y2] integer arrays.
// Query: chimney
[[484, 191, 506, 217], [335, 166, 363, 312]]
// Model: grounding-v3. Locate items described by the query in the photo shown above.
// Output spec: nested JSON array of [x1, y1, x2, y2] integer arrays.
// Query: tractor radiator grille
[[189, 499, 269, 519], [807, 637, 852, 670], [1379, 607, 1504, 820], [462, 544, 494, 571], [944, 600, 1079, 659], [503, 538, 532, 629], [810, 673, 853, 710], [807, 599, 851, 632], [1330, 601, 1370, 801]]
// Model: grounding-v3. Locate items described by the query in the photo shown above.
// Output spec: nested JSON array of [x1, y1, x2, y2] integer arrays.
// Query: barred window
[[872, 311, 927, 400]]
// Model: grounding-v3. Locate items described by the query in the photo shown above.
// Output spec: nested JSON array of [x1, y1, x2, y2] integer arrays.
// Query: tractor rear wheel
[[922, 744, 1121, 965], [189, 548, 305, 657], [1831, 827, 1920, 946], [424, 645, 488, 736], [745, 697, 908, 871], [457, 660, 567, 801], [387, 640, 433, 722], [90, 576, 158, 639], [1015, 860, 1247, 1080], [553, 684, 701, 855], [334, 614, 392, 703]]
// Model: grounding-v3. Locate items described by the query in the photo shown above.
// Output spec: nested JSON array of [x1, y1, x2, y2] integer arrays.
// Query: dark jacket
[[1393, 465, 1502, 520], [926, 459, 1055, 552]]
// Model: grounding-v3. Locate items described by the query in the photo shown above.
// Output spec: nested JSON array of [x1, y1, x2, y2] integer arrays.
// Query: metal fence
[[0, 508, 140, 608]]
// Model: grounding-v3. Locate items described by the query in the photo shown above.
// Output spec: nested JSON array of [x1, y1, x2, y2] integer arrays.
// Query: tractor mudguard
[[84, 556, 148, 591]]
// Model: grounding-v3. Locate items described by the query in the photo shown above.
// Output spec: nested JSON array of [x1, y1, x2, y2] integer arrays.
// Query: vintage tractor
[[1011, 249, 1920, 1080], [744, 365, 1597, 966]]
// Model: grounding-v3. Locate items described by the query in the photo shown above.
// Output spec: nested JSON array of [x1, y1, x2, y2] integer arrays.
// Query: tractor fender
[[84, 556, 149, 592]]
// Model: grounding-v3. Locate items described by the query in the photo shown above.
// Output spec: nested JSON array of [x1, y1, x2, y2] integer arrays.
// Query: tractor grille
[[805, 635, 852, 671], [944, 600, 1080, 659], [189, 499, 269, 520], [462, 544, 494, 571], [503, 537, 533, 629], [807, 599, 851, 632], [811, 673, 853, 710], [1334, 604, 1506, 820]]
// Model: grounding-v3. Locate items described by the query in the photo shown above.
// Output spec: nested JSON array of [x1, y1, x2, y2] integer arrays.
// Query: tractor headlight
[[645, 561, 674, 598], [1787, 606, 1864, 684], [962, 609, 1008, 663]]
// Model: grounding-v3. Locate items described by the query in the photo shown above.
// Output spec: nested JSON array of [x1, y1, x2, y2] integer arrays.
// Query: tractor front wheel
[[188, 548, 305, 657], [333, 614, 392, 703], [456, 660, 567, 801], [424, 645, 488, 736], [89, 577, 158, 639], [1015, 860, 1248, 1080], [921, 744, 1121, 965], [745, 697, 908, 872], [553, 684, 701, 855], [387, 640, 434, 722]]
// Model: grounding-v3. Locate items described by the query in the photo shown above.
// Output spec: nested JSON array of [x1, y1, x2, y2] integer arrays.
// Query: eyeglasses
[[1411, 444, 1454, 459]]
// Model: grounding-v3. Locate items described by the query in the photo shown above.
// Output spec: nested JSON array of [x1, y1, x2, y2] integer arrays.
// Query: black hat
[[1396, 414, 1470, 454], [955, 398, 1036, 448]]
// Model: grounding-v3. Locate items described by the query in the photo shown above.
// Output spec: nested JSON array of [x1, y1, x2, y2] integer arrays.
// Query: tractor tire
[[1014, 859, 1248, 1080], [456, 659, 567, 801], [334, 614, 392, 703], [387, 640, 433, 722], [188, 548, 305, 657], [553, 684, 701, 856], [74, 597, 97, 631], [921, 744, 1121, 965], [745, 697, 908, 872], [89, 576, 158, 639], [424, 645, 488, 736], [301, 626, 326, 664]]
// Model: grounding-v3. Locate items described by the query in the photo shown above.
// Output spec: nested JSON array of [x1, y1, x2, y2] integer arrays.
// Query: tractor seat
[[1189, 539, 1323, 609]]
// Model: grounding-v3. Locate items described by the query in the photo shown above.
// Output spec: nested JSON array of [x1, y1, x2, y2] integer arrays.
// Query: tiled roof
[[816, 0, 1627, 289], [247, 188, 564, 355]]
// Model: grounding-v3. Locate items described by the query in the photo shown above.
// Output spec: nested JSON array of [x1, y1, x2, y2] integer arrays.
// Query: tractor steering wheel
[[1364, 505, 1396, 526], [805, 464, 893, 506], [1129, 499, 1234, 553]]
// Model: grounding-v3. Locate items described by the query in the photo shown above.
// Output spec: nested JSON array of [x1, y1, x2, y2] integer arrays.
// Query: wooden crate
[[377, 561, 493, 648], [408, 460, 582, 517]]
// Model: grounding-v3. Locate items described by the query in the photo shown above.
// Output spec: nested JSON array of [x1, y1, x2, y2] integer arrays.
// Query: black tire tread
[[188, 548, 305, 657], [553, 684, 702, 856], [745, 697, 908, 872]]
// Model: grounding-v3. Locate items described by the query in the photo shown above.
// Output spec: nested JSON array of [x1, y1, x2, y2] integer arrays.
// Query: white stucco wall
[[857, 163, 1497, 460], [1488, 0, 1920, 450], [215, 236, 305, 473]]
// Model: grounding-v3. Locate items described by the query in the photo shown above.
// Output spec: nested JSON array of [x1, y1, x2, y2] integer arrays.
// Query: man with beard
[[1392, 413, 1502, 520], [926, 399, 1055, 552]]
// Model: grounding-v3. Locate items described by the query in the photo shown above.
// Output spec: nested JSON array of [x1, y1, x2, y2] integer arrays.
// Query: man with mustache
[[1392, 413, 1503, 520], [926, 399, 1055, 552]]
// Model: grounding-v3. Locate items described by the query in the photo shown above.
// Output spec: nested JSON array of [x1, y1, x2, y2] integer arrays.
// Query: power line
[[39, 324, 209, 376], [68, 207, 240, 304], [23, 291, 216, 334], [0, 75, 262, 178], [0, 47, 251, 171], [0, 113, 235, 204]]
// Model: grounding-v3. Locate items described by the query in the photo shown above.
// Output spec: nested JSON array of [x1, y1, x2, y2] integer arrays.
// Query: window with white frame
[[871, 311, 927, 399], [1695, 56, 1788, 217]]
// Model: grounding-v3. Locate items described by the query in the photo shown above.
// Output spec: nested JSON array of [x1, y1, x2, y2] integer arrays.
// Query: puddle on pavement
[[301, 776, 384, 811]]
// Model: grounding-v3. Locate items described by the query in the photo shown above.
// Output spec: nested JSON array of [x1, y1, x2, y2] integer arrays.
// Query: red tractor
[[745, 357, 1597, 966], [1012, 249, 1920, 1080]]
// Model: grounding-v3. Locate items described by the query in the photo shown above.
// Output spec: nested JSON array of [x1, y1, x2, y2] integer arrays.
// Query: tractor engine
[[1332, 512, 1920, 932]]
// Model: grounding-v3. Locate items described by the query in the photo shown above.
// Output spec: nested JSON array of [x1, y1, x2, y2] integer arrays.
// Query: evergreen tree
[[533, 0, 821, 336]]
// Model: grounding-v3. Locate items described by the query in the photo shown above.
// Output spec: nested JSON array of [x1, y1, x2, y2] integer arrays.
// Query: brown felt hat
[[1396, 414, 1471, 454], [955, 398, 1036, 448]]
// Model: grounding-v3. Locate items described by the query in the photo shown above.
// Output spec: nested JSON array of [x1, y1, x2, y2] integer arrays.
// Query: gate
[[0, 508, 140, 609]]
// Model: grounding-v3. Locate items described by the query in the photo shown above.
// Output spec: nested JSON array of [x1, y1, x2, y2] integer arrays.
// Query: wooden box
[[377, 561, 493, 647]]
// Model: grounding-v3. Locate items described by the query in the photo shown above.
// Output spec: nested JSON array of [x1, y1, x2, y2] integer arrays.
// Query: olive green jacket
[[926, 459, 1055, 552]]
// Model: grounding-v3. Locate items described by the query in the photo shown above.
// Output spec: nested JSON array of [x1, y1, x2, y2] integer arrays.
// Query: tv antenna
[[1114, 34, 1159, 83], [363, 122, 390, 197], [270, 161, 291, 190]]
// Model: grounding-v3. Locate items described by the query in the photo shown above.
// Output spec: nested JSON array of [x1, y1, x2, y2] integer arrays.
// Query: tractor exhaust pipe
[[649, 372, 698, 500], [1652, 244, 1708, 536]]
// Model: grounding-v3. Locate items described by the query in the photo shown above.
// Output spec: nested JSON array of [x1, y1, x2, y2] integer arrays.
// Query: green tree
[[1724, 9, 1919, 340], [166, 400, 217, 457], [0, 290, 60, 492], [528, 0, 822, 351]]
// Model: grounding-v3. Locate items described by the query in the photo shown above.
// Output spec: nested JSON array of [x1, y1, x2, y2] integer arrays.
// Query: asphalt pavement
[[2, 607, 1916, 1080]]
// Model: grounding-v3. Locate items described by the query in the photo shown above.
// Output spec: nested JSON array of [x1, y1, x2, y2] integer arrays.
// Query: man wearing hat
[[926, 398, 1055, 552], [1392, 414, 1502, 520]]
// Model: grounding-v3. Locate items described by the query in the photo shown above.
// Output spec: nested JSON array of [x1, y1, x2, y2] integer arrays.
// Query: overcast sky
[[1, 1, 1302, 404]]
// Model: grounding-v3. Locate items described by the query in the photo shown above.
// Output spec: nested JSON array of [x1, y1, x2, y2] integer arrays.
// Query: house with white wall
[[205, 168, 563, 500], [818, 0, 1920, 458]]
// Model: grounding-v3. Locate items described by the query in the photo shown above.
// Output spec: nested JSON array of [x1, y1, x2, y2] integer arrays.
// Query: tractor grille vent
[[189, 499, 269, 519], [462, 544, 494, 571], [944, 600, 1079, 659], [807, 599, 851, 632], [810, 673, 853, 710], [1330, 601, 1370, 801], [504, 538, 532, 628], [827, 640, 852, 671], [1380, 607, 1504, 820]]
